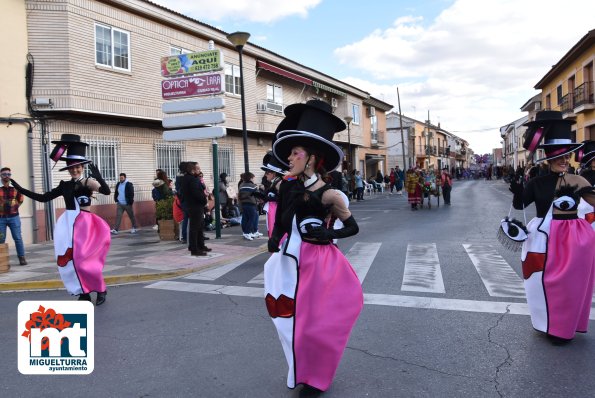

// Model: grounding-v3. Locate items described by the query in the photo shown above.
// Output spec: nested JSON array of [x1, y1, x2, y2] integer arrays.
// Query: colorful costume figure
[[406, 168, 422, 209], [265, 100, 363, 391], [512, 112, 595, 340], [11, 134, 111, 304]]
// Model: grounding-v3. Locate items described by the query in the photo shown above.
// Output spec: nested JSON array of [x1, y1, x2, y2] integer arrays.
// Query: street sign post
[[163, 112, 225, 129], [162, 97, 225, 113], [163, 126, 226, 141]]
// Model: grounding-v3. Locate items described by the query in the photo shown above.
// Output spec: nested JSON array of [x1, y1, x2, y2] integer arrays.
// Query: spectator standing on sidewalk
[[354, 170, 364, 201], [174, 162, 188, 243], [111, 173, 137, 234], [394, 165, 404, 195], [238, 172, 262, 240], [180, 162, 210, 256], [389, 168, 396, 193], [0, 167, 27, 265]]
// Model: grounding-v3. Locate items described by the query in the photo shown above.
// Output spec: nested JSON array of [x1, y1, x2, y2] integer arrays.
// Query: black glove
[[306, 216, 359, 241], [89, 163, 110, 195], [267, 235, 281, 253], [509, 178, 523, 195], [10, 179, 62, 202]]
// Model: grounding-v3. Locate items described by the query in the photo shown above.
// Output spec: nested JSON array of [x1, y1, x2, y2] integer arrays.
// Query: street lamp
[[344, 115, 353, 170], [226, 31, 251, 173]]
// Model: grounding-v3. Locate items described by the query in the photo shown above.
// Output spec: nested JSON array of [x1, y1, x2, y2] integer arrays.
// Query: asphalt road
[[2, 179, 594, 398]]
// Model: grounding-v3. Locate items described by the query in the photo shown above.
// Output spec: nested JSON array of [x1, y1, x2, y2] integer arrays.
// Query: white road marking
[[144, 282, 595, 319], [146, 281, 262, 297], [186, 253, 261, 281], [0, 271, 48, 282], [463, 244, 526, 298], [401, 243, 445, 293], [346, 242, 382, 284]]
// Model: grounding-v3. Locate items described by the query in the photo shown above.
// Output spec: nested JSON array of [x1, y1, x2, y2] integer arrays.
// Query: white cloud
[[334, 0, 593, 154], [150, 0, 321, 23]]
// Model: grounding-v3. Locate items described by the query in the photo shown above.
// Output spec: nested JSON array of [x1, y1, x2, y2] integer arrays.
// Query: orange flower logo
[[21, 305, 72, 350]]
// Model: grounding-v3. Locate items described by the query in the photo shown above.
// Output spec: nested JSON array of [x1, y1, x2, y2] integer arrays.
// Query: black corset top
[[294, 184, 332, 241]]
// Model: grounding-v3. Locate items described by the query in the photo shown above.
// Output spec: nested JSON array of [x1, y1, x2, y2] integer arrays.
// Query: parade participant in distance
[[11, 134, 111, 305], [260, 151, 286, 237], [510, 111, 595, 342], [265, 100, 363, 393]]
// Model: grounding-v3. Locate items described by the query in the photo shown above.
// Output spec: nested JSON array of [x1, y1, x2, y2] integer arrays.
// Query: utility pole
[[397, 88, 406, 170]]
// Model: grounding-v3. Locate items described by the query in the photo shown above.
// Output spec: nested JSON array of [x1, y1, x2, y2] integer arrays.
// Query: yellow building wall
[[539, 43, 595, 143], [0, 0, 34, 245]]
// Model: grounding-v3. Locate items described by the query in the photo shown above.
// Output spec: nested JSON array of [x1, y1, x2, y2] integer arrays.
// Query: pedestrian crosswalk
[[145, 242, 595, 317], [402, 243, 445, 293]]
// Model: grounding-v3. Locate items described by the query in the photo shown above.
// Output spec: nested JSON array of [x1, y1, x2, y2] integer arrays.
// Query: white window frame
[[225, 62, 241, 96], [155, 141, 185, 179], [86, 139, 119, 183], [94, 23, 131, 72], [266, 83, 283, 105], [351, 104, 361, 125]]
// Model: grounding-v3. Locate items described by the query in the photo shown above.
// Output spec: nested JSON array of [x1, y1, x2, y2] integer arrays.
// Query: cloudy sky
[[152, 0, 593, 154]]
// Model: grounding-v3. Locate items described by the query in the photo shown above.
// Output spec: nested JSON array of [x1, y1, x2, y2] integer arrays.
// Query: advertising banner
[[161, 73, 224, 99], [161, 49, 223, 77]]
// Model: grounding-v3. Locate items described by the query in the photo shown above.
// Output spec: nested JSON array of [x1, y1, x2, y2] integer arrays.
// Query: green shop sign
[[161, 49, 224, 77]]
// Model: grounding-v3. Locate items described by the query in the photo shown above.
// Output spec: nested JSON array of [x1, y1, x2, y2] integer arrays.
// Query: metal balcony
[[573, 81, 594, 112], [560, 92, 576, 118]]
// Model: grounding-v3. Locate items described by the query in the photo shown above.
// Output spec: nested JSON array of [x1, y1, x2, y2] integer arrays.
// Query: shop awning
[[257, 61, 313, 86], [312, 81, 347, 97], [365, 155, 385, 163]]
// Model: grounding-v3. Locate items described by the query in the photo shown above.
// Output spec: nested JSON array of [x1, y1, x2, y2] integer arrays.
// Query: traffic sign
[[163, 127, 226, 141], [163, 112, 225, 129], [162, 97, 225, 114], [161, 49, 223, 77], [162, 73, 223, 99]]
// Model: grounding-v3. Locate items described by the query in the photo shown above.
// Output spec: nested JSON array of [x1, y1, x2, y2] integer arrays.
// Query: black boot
[[96, 291, 107, 306], [78, 293, 92, 302]]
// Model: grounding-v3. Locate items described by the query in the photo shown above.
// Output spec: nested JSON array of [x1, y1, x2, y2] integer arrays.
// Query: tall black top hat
[[521, 111, 581, 162], [49, 134, 92, 171], [261, 151, 287, 175], [272, 100, 345, 171], [576, 140, 595, 166]]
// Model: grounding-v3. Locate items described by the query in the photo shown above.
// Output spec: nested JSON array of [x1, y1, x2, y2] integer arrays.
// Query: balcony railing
[[415, 145, 437, 156], [573, 81, 594, 108], [560, 92, 574, 114], [370, 130, 385, 146]]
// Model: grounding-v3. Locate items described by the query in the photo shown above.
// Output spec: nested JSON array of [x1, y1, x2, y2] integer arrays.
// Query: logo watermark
[[18, 301, 94, 375]]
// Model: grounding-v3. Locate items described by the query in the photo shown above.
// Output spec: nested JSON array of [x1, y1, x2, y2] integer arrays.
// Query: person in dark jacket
[[180, 162, 210, 256], [111, 173, 137, 234]]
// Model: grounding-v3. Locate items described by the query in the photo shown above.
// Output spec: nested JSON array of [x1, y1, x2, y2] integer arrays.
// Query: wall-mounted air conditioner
[[367, 106, 376, 117]]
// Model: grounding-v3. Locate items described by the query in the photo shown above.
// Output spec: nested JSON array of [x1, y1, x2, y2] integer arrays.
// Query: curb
[[0, 245, 268, 292]]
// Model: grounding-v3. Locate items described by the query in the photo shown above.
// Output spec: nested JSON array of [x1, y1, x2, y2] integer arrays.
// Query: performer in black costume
[[510, 111, 595, 341], [11, 134, 111, 304]]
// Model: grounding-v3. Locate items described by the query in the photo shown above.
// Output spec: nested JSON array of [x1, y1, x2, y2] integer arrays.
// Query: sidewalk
[[0, 193, 393, 292], [0, 218, 268, 292]]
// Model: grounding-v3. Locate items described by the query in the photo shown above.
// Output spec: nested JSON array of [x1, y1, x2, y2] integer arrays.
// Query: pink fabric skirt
[[293, 242, 363, 391], [55, 209, 110, 295], [543, 218, 595, 339]]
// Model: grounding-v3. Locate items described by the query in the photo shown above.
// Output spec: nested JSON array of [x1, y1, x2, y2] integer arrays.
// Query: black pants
[[187, 206, 205, 252], [442, 185, 451, 204]]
